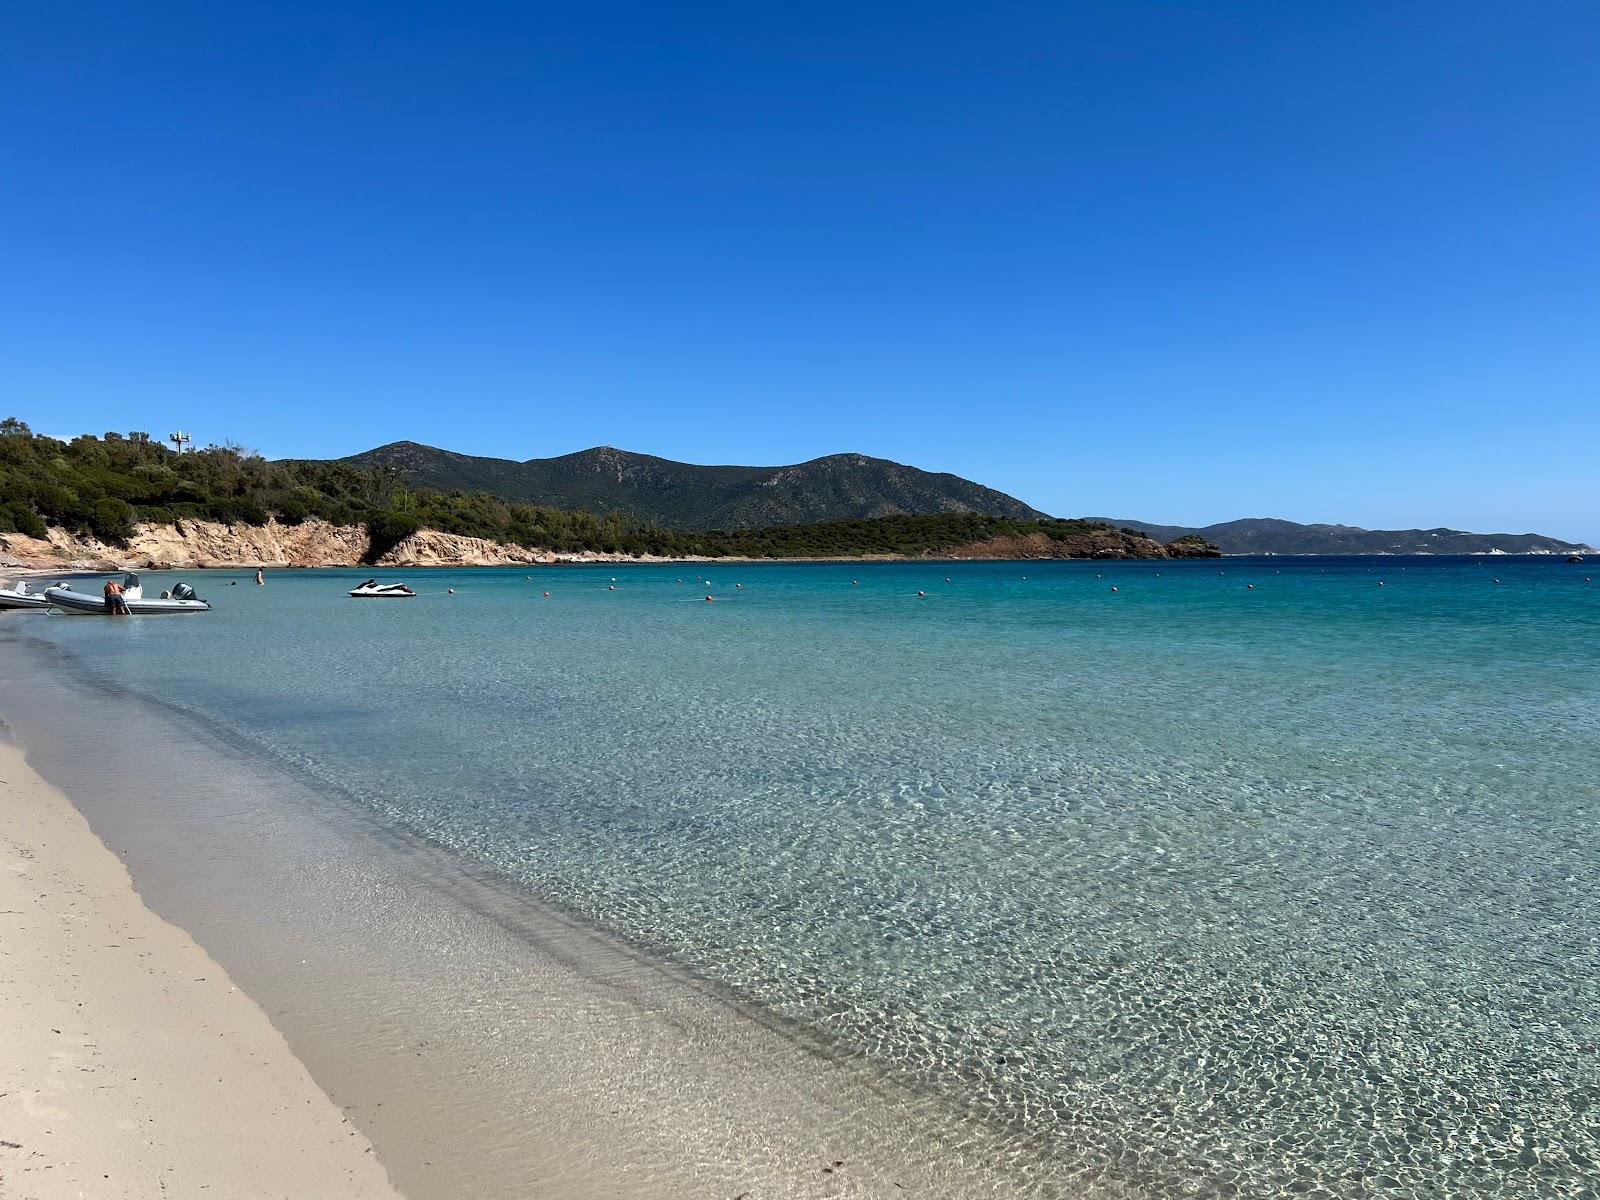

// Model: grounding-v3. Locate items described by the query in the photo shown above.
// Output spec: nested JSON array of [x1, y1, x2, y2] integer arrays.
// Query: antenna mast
[[168, 430, 191, 454]]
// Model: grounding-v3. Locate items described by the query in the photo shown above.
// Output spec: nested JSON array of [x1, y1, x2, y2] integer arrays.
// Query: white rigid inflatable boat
[[0, 579, 51, 610], [349, 579, 417, 598], [45, 573, 212, 615]]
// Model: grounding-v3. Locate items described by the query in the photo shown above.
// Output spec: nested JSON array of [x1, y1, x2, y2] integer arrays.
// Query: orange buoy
[[705, 594, 713, 602]]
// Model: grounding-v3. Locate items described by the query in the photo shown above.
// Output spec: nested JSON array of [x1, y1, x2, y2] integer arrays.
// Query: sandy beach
[[0, 737, 401, 1200], [0, 629, 1050, 1200]]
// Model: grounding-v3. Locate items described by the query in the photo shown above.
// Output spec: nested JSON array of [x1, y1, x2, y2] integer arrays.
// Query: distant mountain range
[[344, 442, 1047, 530], [338, 440, 1588, 554], [1091, 517, 1594, 556]]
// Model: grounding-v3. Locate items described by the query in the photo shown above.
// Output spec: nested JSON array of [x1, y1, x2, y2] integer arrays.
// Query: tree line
[[0, 419, 1119, 561]]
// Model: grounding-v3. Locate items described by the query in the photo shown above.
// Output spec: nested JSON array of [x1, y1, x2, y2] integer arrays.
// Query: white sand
[[0, 739, 402, 1200]]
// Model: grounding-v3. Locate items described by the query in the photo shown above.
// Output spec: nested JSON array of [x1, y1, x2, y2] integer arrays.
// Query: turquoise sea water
[[7, 557, 1598, 1198]]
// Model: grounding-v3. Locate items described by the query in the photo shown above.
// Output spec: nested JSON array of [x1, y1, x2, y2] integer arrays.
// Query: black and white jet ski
[[348, 579, 417, 598], [0, 578, 51, 610], [45, 573, 211, 615]]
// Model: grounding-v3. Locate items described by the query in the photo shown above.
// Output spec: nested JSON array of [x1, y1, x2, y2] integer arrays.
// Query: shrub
[[89, 497, 136, 544], [365, 510, 422, 562]]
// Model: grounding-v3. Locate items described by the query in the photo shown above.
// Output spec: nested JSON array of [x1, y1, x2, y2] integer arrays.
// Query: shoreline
[[0, 734, 401, 1200], [0, 516, 1218, 573], [6, 552, 1582, 586], [0, 627, 1067, 1199]]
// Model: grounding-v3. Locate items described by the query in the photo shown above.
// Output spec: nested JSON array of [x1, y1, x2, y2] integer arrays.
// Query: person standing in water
[[102, 577, 129, 616], [255, 566, 265, 586]]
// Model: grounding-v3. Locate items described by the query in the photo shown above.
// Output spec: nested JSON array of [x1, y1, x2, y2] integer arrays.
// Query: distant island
[[1092, 517, 1594, 557]]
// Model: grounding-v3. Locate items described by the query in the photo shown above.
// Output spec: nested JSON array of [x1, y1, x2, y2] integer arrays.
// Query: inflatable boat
[[0, 579, 51, 610], [349, 579, 417, 598], [45, 573, 212, 615]]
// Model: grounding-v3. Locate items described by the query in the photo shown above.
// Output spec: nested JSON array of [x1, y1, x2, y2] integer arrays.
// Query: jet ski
[[0, 578, 51, 610], [45, 573, 211, 615], [349, 579, 417, 598]]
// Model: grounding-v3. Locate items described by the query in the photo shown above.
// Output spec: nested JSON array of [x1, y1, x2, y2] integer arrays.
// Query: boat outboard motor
[[170, 582, 197, 602], [122, 572, 143, 601]]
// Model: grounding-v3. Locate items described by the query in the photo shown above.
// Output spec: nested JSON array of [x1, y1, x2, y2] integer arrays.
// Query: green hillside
[[342, 441, 1048, 529], [0, 420, 1172, 561]]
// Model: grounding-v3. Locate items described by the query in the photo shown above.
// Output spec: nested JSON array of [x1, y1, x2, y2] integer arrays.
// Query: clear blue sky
[[4, 2, 1597, 541]]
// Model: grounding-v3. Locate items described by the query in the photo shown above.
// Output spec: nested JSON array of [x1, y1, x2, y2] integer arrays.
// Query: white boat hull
[[0, 587, 50, 610], [44, 587, 211, 615]]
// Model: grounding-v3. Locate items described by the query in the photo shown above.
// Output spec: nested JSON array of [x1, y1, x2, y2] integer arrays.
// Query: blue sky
[[4, 2, 1597, 540]]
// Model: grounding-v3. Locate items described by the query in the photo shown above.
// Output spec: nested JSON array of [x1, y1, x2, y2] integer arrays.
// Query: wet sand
[[0, 630, 1061, 1200], [0, 737, 401, 1200]]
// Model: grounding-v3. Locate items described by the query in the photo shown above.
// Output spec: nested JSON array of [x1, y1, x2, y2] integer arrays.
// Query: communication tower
[[168, 430, 191, 454]]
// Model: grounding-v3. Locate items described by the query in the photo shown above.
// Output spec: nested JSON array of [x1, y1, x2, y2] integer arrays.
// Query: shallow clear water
[[10, 558, 1599, 1197]]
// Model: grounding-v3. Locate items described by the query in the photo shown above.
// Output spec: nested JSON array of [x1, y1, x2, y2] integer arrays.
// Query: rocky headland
[[1, 518, 1216, 573], [938, 529, 1219, 561]]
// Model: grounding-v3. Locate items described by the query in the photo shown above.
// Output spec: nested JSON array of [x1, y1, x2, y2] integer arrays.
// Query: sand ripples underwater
[[14, 557, 1599, 1198]]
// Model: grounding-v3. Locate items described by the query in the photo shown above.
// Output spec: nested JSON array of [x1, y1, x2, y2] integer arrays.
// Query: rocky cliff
[[1, 519, 371, 571], [2, 518, 1216, 573], [0, 520, 701, 572]]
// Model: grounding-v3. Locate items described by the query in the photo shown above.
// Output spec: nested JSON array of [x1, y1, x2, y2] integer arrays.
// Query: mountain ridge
[[342, 441, 1049, 530], [339, 439, 1589, 553]]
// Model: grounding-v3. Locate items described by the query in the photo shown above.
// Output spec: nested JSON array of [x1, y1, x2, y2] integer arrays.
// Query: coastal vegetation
[[0, 420, 637, 557], [2, 421, 1193, 561]]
